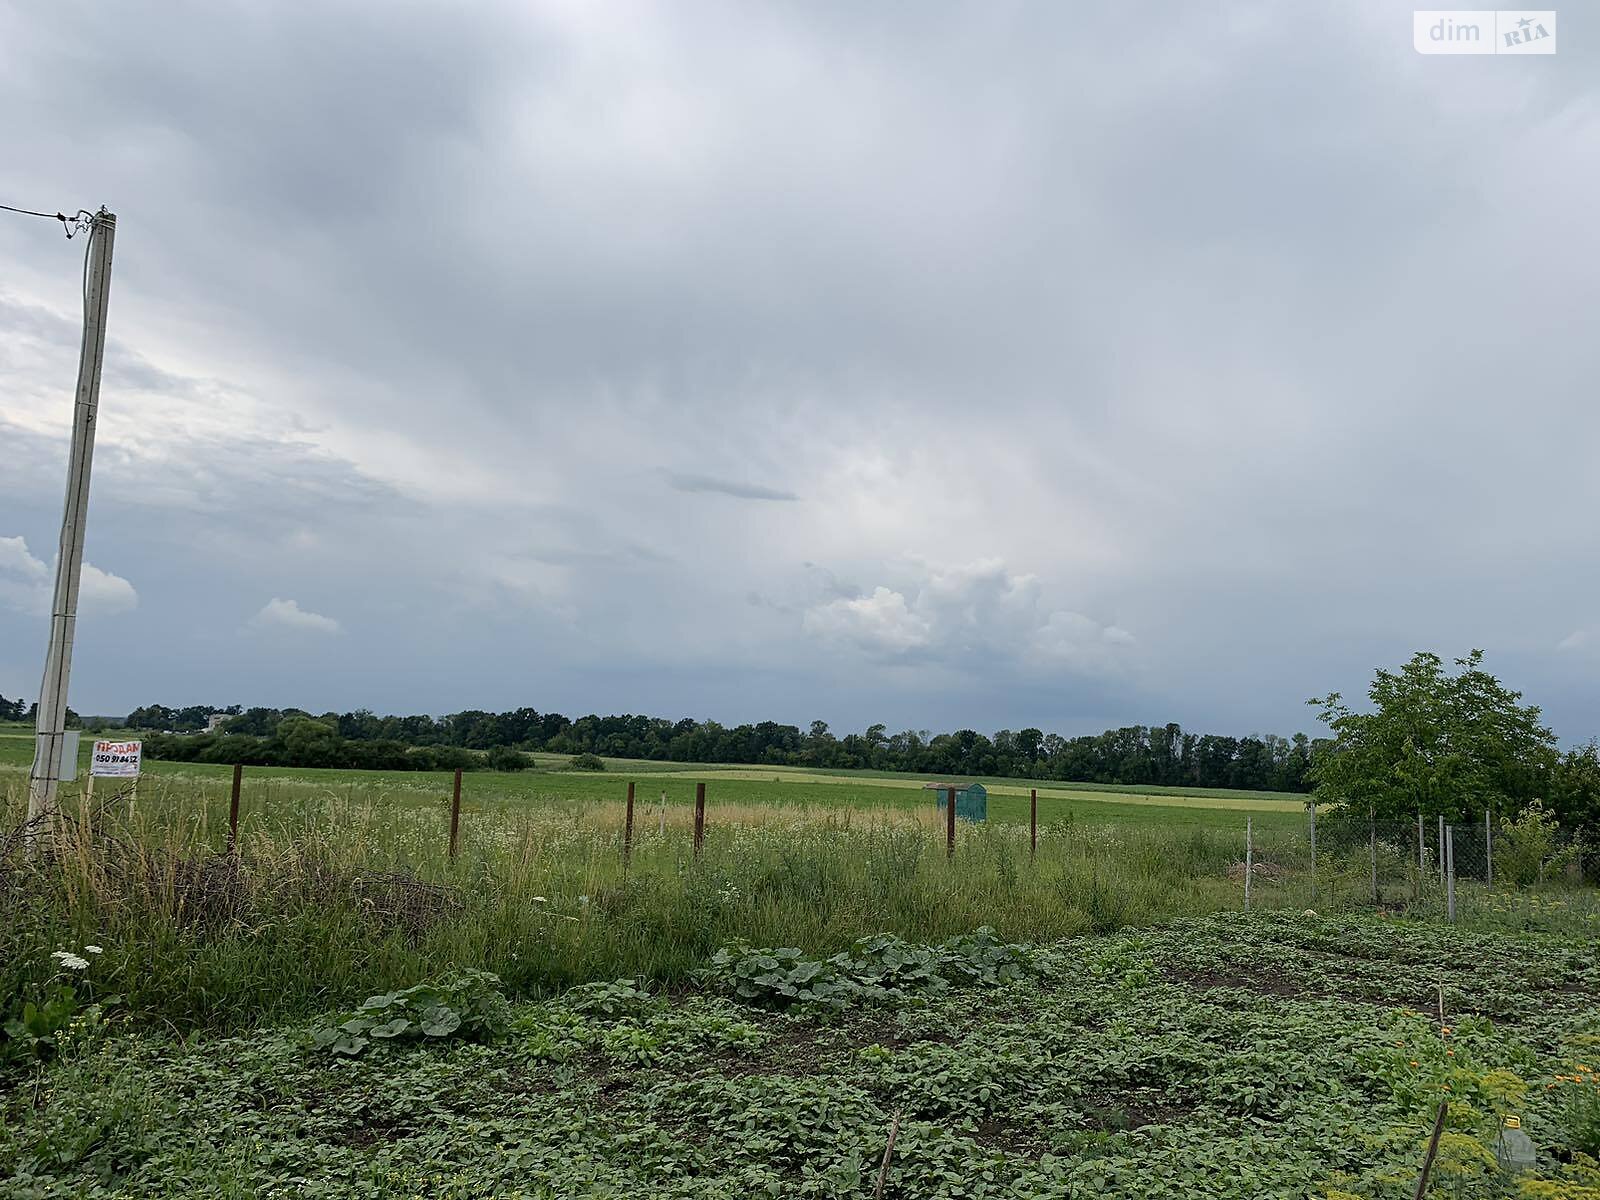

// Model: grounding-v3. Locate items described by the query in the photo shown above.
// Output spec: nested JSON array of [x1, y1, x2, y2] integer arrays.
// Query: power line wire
[[1, 202, 97, 238]]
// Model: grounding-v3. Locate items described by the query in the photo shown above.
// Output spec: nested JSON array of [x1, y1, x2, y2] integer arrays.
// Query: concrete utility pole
[[27, 209, 116, 845]]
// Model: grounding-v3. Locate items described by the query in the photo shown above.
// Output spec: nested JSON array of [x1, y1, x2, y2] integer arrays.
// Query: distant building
[[927, 782, 988, 822], [204, 713, 230, 734]]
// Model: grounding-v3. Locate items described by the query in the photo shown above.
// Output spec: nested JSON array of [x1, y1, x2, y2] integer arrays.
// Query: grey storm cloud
[[1, 1, 1598, 740], [665, 472, 800, 502]]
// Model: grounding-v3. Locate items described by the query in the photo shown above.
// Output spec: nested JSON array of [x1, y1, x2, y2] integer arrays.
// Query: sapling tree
[[1308, 650, 1556, 823]]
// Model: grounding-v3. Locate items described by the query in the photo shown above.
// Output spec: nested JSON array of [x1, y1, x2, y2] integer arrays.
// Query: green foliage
[[7, 916, 1600, 1197], [702, 928, 1037, 1012], [112, 697, 1322, 792], [1310, 649, 1556, 823], [559, 978, 653, 1017], [1498, 802, 1583, 887], [309, 969, 510, 1057], [485, 743, 531, 771], [2, 984, 82, 1063], [1552, 743, 1600, 842], [939, 926, 1034, 985], [831, 932, 948, 997], [2, 944, 113, 1066], [703, 944, 856, 1010], [1562, 1084, 1600, 1159], [568, 752, 606, 771]]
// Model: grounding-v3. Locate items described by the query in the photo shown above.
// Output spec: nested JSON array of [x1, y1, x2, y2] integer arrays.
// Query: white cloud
[[0, 535, 138, 616], [252, 597, 341, 635], [803, 586, 932, 655], [803, 557, 1134, 675], [0, 536, 50, 613], [77, 563, 139, 615], [1, 5, 1597, 735], [1558, 630, 1594, 652]]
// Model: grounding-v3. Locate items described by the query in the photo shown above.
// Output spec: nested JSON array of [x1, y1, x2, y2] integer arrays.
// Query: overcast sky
[[2, 2, 1597, 740]]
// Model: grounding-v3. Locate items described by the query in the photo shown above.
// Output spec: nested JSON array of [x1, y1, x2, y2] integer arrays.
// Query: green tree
[[1308, 650, 1555, 822], [486, 744, 530, 772], [276, 715, 343, 768], [1550, 742, 1600, 840]]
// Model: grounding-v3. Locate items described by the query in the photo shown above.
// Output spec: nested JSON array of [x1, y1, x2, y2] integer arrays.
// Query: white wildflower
[[51, 950, 90, 971], [83, 944, 104, 955]]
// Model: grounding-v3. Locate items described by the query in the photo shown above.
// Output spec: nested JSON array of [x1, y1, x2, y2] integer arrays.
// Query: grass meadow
[[0, 723, 1308, 833], [5, 737, 1594, 1032]]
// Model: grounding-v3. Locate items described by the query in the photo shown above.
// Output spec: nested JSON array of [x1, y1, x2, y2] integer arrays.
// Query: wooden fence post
[[1030, 788, 1037, 858], [1413, 1101, 1450, 1200], [873, 1108, 903, 1200], [449, 768, 462, 860], [624, 781, 635, 863], [228, 763, 243, 853], [693, 781, 706, 858], [945, 786, 956, 858]]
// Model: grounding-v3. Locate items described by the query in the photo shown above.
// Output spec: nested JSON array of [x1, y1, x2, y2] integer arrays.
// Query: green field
[[0, 725, 1309, 834]]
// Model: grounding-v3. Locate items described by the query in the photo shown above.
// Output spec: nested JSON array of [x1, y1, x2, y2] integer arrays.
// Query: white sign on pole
[[90, 739, 142, 778], [60, 730, 80, 782]]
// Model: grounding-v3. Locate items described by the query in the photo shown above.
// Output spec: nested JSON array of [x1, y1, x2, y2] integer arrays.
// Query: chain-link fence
[[1236, 808, 1597, 927]]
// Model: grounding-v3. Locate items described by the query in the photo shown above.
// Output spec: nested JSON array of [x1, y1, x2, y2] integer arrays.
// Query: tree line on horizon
[[0, 695, 81, 726], [111, 701, 1321, 792], [18, 648, 1600, 843]]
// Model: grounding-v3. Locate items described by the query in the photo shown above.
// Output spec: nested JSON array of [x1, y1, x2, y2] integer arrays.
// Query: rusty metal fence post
[[449, 768, 462, 860], [228, 763, 243, 853], [1030, 788, 1037, 858], [693, 781, 706, 857], [945, 786, 956, 858], [624, 780, 635, 863]]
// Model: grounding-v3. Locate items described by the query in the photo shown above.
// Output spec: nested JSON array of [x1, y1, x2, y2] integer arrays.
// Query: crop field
[[4, 915, 1600, 1197]]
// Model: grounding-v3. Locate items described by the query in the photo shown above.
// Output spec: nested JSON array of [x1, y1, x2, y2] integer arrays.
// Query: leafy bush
[[1497, 802, 1581, 886], [1562, 1079, 1600, 1158], [142, 729, 484, 773], [559, 978, 653, 1018], [938, 927, 1034, 985], [3, 944, 111, 1066], [701, 929, 1036, 1012], [486, 744, 531, 772], [569, 753, 606, 771], [3, 984, 83, 1064], [830, 933, 947, 999], [702, 945, 856, 1011], [310, 969, 510, 1057]]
